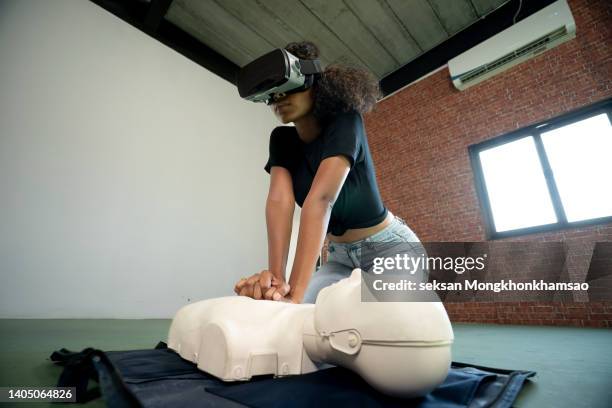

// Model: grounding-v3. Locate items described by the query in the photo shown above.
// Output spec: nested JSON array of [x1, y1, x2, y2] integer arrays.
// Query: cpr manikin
[[167, 269, 454, 398]]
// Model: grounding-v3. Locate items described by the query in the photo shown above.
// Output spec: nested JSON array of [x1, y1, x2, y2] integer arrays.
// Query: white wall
[[0, 0, 300, 318]]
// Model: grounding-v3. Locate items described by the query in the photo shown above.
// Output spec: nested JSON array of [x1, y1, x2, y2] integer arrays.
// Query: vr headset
[[237, 48, 323, 105]]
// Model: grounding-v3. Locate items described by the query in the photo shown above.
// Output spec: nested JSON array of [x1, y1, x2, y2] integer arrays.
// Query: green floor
[[1, 320, 611, 407]]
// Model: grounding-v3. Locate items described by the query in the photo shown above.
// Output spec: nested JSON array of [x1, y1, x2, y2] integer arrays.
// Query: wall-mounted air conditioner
[[448, 0, 576, 91]]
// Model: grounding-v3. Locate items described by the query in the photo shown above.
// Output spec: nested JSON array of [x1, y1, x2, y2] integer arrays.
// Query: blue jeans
[[302, 214, 426, 304]]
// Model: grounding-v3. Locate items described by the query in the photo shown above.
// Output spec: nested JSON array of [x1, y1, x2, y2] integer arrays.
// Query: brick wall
[[362, 0, 612, 328]]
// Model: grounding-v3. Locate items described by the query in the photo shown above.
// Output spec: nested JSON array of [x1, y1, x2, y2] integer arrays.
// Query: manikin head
[[303, 269, 454, 398]]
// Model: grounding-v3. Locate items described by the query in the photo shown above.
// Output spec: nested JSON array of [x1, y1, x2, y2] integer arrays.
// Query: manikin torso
[[167, 269, 454, 398]]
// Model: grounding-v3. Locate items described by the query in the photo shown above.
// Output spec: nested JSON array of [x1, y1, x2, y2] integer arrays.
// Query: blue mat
[[50, 341, 536, 408]]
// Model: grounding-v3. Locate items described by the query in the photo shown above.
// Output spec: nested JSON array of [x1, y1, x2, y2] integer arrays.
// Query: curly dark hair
[[284, 41, 382, 124]]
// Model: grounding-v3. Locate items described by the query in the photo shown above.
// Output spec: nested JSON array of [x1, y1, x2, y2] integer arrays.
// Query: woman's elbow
[[304, 193, 335, 211]]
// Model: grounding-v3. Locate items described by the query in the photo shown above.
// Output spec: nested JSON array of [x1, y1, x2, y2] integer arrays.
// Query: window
[[469, 98, 612, 239]]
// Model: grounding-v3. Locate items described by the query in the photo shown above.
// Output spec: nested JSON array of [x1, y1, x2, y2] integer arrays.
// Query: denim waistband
[[328, 213, 407, 251]]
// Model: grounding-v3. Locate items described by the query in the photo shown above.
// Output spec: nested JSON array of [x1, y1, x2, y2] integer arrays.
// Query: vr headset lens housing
[[237, 48, 322, 105]]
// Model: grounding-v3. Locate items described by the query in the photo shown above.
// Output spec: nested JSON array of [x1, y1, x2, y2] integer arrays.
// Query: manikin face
[[270, 87, 314, 124]]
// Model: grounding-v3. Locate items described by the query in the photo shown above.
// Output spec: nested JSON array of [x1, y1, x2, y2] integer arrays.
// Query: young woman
[[234, 41, 424, 304]]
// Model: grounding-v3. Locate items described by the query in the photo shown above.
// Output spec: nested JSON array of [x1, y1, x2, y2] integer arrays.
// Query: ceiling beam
[[143, 0, 173, 33], [89, 0, 239, 85]]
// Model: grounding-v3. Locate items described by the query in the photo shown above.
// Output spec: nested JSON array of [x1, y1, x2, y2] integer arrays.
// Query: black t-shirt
[[264, 110, 388, 236]]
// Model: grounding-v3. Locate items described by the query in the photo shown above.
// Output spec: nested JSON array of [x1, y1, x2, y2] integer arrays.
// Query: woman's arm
[[287, 155, 351, 303], [266, 166, 296, 281]]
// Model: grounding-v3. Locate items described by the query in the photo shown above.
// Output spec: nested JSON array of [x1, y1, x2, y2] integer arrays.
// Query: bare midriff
[[327, 211, 394, 244]]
